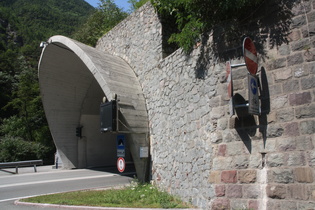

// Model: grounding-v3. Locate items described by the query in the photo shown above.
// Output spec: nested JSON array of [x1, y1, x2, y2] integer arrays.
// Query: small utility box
[[140, 146, 149, 158]]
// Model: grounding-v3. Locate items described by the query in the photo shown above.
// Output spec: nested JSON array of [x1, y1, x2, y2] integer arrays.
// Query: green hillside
[[0, 0, 94, 163]]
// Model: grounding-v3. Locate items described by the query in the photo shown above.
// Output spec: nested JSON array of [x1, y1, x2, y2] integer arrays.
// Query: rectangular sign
[[117, 135, 125, 157], [139, 146, 149, 158], [248, 74, 260, 115]]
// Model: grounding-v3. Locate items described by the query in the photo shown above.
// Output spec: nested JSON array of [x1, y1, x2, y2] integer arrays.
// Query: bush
[[0, 135, 48, 162]]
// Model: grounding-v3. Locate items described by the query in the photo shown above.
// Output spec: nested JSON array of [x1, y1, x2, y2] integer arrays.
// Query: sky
[[84, 0, 131, 11]]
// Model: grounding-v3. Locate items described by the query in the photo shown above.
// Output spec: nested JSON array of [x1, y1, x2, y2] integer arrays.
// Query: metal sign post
[[226, 61, 234, 117]]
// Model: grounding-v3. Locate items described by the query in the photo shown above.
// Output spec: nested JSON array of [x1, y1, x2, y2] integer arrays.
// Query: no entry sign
[[243, 37, 258, 75], [117, 157, 125, 173]]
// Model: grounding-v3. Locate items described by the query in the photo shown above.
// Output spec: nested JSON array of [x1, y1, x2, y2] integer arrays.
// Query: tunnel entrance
[[38, 36, 149, 181]]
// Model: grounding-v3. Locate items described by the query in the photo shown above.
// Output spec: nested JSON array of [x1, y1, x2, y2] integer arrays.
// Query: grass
[[22, 181, 194, 209]]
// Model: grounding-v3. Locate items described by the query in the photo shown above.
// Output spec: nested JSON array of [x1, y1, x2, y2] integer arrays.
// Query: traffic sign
[[248, 74, 260, 115], [117, 135, 125, 157], [117, 157, 125, 173], [243, 37, 258, 75]]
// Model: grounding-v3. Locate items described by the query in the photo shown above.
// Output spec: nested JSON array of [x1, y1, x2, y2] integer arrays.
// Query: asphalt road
[[0, 165, 135, 209]]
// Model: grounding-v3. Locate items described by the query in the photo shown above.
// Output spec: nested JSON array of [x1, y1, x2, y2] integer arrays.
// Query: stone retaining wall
[[96, 1, 315, 209]]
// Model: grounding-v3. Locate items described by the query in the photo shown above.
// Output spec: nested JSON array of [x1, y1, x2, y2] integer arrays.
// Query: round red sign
[[117, 157, 125, 173], [243, 37, 258, 75]]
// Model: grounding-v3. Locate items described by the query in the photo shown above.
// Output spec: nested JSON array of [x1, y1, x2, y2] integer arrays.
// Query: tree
[[128, 0, 149, 12], [151, 0, 264, 52], [73, 0, 128, 46]]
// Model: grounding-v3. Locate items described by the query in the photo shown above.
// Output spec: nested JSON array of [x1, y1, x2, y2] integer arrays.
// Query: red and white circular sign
[[117, 157, 125, 173], [243, 37, 258, 75]]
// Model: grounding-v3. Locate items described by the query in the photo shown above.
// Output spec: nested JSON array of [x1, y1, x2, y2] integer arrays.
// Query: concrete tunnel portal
[[38, 35, 150, 181]]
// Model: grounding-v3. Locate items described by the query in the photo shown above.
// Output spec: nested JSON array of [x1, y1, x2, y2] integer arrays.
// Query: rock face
[[96, 2, 315, 209]]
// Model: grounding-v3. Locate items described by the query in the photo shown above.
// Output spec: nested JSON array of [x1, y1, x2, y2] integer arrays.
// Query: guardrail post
[[15, 166, 18, 174]]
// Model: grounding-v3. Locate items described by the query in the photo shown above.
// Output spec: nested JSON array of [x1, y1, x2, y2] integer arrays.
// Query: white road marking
[[0, 174, 116, 189]]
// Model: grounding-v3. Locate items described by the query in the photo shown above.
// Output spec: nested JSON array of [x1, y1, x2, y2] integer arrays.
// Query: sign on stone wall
[[243, 37, 258, 75], [248, 74, 260, 115]]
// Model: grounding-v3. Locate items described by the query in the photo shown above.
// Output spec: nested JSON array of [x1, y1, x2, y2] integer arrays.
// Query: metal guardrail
[[0, 160, 43, 174]]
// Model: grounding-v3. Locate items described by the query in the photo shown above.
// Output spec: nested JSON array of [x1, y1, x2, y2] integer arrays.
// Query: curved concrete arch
[[39, 35, 149, 181]]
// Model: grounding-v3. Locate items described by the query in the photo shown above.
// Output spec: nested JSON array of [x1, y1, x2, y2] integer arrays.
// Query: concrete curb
[[15, 200, 200, 210]]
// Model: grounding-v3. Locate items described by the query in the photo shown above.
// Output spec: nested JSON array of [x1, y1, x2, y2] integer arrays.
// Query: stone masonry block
[[293, 1, 311, 16], [226, 142, 244, 156], [296, 136, 314, 151], [301, 75, 315, 89], [308, 185, 315, 200], [288, 30, 301, 41], [289, 92, 312, 106], [308, 150, 315, 167], [295, 104, 315, 119], [282, 201, 298, 209], [271, 168, 294, 184], [230, 199, 247, 209], [276, 108, 294, 122], [287, 53, 304, 66], [284, 122, 300, 137], [266, 200, 281, 209], [267, 153, 285, 167], [294, 64, 310, 78], [243, 185, 260, 199], [267, 124, 284, 138], [249, 200, 259, 210], [215, 185, 225, 197], [300, 120, 315, 135], [267, 185, 287, 199], [282, 80, 300, 94], [291, 39, 311, 51], [304, 49, 315, 62], [226, 185, 242, 198], [209, 171, 221, 184], [213, 157, 234, 170], [269, 58, 286, 70], [307, 11, 315, 22], [287, 151, 306, 166], [279, 44, 291, 56], [288, 184, 308, 200], [218, 144, 226, 156], [238, 170, 257, 183], [291, 15, 307, 29], [211, 198, 230, 210], [274, 68, 292, 81], [294, 167, 314, 183], [271, 95, 288, 110], [221, 170, 237, 183], [277, 137, 297, 151]]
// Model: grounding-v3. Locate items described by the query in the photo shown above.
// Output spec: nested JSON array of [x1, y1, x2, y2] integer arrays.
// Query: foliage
[[23, 181, 193, 208], [151, 0, 264, 52], [0, 136, 48, 162], [0, 0, 93, 163], [73, 0, 128, 46], [128, 0, 149, 12]]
